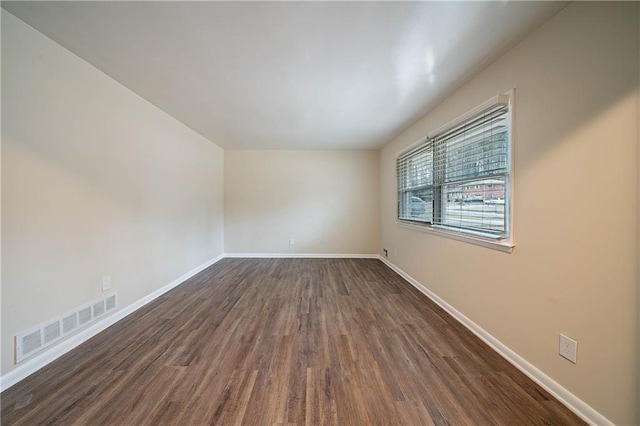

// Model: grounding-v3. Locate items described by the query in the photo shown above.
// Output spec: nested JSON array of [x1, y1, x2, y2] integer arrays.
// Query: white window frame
[[396, 90, 515, 253]]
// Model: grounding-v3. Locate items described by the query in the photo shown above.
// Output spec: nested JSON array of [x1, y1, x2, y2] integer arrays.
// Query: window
[[397, 92, 513, 247]]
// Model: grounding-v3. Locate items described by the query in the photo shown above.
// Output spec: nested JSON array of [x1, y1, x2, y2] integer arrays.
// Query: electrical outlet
[[383, 248, 388, 257], [102, 276, 111, 292], [559, 334, 577, 363], [393, 248, 398, 257], [289, 238, 295, 246]]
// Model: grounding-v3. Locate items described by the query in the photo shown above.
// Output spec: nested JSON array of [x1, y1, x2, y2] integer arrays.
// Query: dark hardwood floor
[[1, 258, 584, 425]]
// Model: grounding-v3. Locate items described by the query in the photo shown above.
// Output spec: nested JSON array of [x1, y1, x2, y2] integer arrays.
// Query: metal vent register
[[15, 292, 118, 363]]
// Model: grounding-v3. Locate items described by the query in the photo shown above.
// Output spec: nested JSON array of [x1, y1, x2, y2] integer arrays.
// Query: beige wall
[[1, 12, 224, 375], [225, 150, 379, 254], [637, 5, 640, 420], [381, 2, 639, 424], [2, 2, 639, 423]]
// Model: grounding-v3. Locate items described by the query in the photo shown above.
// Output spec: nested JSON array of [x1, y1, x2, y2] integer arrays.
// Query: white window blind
[[397, 93, 512, 240], [397, 143, 433, 223]]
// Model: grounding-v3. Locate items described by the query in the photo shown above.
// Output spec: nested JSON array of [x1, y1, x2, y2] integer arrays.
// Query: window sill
[[396, 221, 514, 253]]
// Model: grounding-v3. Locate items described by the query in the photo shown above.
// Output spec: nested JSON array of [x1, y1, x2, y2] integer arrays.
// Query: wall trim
[[0, 253, 225, 392], [377, 255, 612, 426], [2, 252, 610, 425], [224, 253, 379, 259]]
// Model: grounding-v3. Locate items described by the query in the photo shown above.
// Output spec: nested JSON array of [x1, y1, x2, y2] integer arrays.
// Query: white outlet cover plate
[[102, 276, 111, 292], [559, 333, 577, 363]]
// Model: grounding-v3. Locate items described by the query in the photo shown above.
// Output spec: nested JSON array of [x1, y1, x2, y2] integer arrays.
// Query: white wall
[[225, 150, 379, 255], [380, 2, 639, 424], [1, 11, 224, 375]]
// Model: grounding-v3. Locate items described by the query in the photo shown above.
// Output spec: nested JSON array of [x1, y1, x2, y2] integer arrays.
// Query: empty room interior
[[1, 1, 639, 425]]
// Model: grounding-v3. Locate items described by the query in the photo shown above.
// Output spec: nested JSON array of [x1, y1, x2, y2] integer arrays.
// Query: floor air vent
[[15, 292, 118, 363]]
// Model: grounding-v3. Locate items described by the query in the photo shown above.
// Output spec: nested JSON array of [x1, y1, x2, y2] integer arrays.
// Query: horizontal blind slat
[[397, 93, 511, 238], [432, 103, 509, 234]]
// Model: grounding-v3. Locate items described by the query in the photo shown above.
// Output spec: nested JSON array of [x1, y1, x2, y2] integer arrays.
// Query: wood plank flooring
[[1, 258, 585, 425]]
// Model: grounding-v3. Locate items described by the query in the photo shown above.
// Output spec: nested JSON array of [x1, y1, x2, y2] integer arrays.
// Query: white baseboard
[[224, 253, 379, 259], [3, 252, 610, 426], [377, 255, 612, 426], [0, 254, 224, 392], [0, 252, 375, 391]]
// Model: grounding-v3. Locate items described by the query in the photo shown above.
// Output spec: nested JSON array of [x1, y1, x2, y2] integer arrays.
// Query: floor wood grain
[[1, 258, 585, 425]]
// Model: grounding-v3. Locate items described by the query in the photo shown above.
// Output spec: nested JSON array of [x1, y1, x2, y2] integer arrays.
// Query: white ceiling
[[2, 1, 566, 150]]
